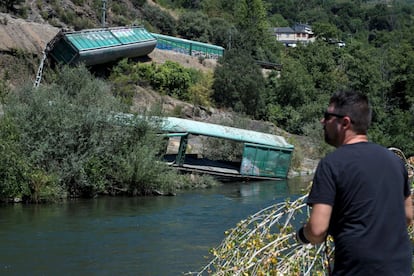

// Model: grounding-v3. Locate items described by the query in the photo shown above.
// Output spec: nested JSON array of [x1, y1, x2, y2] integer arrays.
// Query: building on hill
[[272, 23, 315, 47]]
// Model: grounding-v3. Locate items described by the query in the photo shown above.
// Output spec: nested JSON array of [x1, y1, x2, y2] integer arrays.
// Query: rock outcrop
[[0, 13, 59, 54]]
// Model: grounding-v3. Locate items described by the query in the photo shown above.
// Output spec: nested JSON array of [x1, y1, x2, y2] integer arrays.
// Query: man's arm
[[302, 203, 332, 245], [404, 195, 413, 226]]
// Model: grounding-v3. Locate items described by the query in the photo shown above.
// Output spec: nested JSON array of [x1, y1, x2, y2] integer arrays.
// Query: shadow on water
[[0, 176, 312, 276]]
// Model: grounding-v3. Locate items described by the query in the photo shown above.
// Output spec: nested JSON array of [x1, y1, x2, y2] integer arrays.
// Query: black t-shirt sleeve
[[307, 158, 336, 206]]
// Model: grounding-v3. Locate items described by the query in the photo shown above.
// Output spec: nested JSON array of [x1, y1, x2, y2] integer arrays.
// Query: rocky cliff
[[0, 13, 59, 54]]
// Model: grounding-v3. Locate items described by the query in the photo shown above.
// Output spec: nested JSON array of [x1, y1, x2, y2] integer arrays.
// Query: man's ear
[[343, 116, 352, 127]]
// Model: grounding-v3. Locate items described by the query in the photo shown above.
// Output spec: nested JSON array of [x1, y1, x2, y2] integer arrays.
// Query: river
[[0, 177, 311, 276]]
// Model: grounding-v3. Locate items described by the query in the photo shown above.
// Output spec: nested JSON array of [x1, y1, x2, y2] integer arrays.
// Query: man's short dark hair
[[329, 90, 372, 134]]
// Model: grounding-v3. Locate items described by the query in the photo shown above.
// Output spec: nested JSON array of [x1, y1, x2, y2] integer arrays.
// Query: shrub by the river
[[0, 65, 181, 202], [199, 194, 414, 275]]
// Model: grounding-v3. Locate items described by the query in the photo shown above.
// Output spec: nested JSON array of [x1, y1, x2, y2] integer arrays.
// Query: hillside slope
[[0, 11, 319, 177]]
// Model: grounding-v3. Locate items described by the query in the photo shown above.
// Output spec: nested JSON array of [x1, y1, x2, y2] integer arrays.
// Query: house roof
[[273, 27, 295, 34], [273, 24, 313, 34]]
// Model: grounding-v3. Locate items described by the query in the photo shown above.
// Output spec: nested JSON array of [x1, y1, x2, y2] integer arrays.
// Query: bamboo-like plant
[[196, 148, 414, 275], [196, 192, 414, 275]]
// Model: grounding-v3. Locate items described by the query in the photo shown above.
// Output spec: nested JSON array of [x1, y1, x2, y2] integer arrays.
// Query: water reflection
[[0, 177, 311, 276]]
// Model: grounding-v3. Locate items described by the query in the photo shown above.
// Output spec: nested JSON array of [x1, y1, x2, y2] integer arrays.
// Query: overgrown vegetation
[[109, 58, 212, 105], [2, 0, 414, 200], [0, 65, 219, 203]]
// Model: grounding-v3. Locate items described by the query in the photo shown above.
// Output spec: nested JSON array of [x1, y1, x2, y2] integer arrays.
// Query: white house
[[272, 23, 315, 47]]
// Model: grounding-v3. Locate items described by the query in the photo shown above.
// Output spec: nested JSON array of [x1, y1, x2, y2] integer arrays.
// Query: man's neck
[[343, 134, 368, 145]]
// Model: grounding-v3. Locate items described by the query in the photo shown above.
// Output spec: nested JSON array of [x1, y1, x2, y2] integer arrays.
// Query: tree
[[177, 11, 211, 42], [208, 17, 235, 48], [312, 22, 340, 41], [232, 0, 281, 62], [142, 3, 177, 35], [201, 0, 238, 21], [265, 55, 320, 134], [212, 49, 266, 118]]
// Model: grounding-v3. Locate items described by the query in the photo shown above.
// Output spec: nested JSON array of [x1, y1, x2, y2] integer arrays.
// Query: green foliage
[[142, 3, 177, 35], [373, 109, 414, 155], [208, 17, 234, 47], [111, 2, 129, 17], [0, 116, 31, 200], [112, 140, 175, 196], [28, 169, 61, 203], [312, 22, 340, 41], [201, 0, 238, 20], [212, 49, 266, 118], [151, 61, 192, 99], [268, 13, 289, 27], [173, 173, 220, 190], [55, 8, 94, 30], [110, 59, 197, 102], [1, 65, 178, 201], [265, 55, 323, 134], [0, 78, 11, 104], [202, 136, 244, 162], [108, 59, 138, 105], [188, 71, 214, 107], [231, 0, 282, 62], [177, 11, 211, 42]]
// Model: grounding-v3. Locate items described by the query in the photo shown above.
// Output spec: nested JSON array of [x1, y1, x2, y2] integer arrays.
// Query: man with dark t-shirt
[[296, 90, 413, 275]]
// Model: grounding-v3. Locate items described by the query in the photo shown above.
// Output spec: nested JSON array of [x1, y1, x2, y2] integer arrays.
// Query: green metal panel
[[48, 38, 78, 64], [47, 27, 157, 66], [111, 28, 154, 44], [176, 134, 189, 166], [151, 33, 224, 57], [160, 117, 294, 149], [241, 144, 292, 178], [66, 30, 119, 51], [65, 27, 156, 51]]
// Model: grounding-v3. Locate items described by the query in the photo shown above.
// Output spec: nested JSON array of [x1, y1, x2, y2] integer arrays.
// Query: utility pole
[[102, 0, 107, 27]]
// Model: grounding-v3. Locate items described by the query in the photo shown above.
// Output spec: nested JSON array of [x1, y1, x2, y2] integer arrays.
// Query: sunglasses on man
[[324, 112, 354, 123], [324, 111, 345, 120]]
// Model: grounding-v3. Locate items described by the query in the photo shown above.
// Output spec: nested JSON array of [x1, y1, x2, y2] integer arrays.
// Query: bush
[[0, 116, 31, 201], [142, 3, 177, 35], [151, 61, 192, 99], [188, 71, 214, 107], [2, 65, 178, 200], [177, 11, 211, 42]]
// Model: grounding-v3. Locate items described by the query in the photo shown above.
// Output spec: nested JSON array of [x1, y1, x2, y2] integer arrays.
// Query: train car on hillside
[[151, 33, 224, 59], [46, 26, 157, 66]]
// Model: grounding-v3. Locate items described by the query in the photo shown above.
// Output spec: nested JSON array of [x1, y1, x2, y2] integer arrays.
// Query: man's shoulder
[[334, 142, 386, 155], [321, 142, 387, 164]]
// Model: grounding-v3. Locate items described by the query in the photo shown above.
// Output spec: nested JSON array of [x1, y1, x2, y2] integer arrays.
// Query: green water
[[0, 178, 310, 275]]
